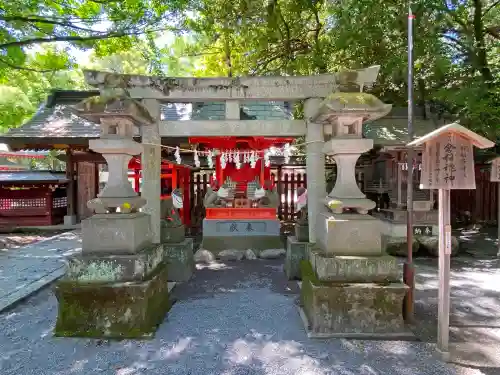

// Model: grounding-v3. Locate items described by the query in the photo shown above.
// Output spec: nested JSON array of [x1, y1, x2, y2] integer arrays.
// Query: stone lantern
[[314, 92, 392, 215], [53, 88, 172, 339], [299, 92, 412, 338]]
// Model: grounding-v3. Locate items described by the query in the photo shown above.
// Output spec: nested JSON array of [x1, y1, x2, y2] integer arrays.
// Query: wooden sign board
[[490, 157, 500, 182], [420, 132, 475, 190]]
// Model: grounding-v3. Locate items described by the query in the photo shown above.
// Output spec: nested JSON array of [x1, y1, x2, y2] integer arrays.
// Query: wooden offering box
[[205, 207, 277, 220]]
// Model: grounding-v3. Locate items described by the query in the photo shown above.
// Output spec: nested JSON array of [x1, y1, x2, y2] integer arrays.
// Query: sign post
[[488, 157, 500, 257], [407, 123, 494, 359]]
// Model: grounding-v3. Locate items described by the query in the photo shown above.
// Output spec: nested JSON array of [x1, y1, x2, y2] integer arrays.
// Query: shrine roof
[[363, 107, 446, 146], [0, 90, 101, 147], [407, 122, 495, 149], [0, 171, 68, 184], [0, 90, 292, 149], [0, 157, 29, 170]]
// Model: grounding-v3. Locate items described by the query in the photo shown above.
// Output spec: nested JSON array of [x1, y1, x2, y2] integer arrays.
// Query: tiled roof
[[363, 107, 446, 146], [1, 89, 440, 147], [0, 90, 101, 140], [0, 171, 68, 183], [1, 90, 292, 143], [160, 101, 292, 121], [0, 157, 28, 169]]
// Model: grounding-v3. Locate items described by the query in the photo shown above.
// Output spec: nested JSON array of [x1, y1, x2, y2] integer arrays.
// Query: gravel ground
[[1, 258, 466, 375], [0, 231, 65, 250]]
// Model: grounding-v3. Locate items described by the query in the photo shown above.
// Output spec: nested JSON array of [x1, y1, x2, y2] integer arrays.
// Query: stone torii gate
[[54, 67, 401, 339], [85, 66, 384, 244]]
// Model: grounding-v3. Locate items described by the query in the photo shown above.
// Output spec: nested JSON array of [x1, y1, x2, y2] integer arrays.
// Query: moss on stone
[[54, 262, 171, 339], [326, 92, 378, 105], [76, 261, 124, 282], [300, 260, 318, 284]]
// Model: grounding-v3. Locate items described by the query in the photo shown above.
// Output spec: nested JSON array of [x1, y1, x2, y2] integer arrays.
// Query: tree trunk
[[473, 0, 493, 82]]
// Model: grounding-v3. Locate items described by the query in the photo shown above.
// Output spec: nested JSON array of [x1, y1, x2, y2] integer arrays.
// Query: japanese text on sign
[[420, 132, 475, 190], [491, 158, 500, 182], [413, 226, 433, 236]]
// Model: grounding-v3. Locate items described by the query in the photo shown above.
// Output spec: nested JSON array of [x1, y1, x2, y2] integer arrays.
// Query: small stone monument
[[161, 188, 195, 282], [54, 88, 171, 338], [295, 187, 309, 241], [285, 187, 310, 279], [300, 92, 411, 337]]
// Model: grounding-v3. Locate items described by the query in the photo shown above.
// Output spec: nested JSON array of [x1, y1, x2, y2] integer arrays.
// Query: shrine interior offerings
[[191, 136, 292, 254]]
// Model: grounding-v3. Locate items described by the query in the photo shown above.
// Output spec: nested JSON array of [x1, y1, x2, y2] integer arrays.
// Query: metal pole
[[497, 184, 500, 257], [403, 1, 415, 321]]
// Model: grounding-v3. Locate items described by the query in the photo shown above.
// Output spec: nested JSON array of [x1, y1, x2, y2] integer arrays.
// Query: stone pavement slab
[[0, 230, 81, 313]]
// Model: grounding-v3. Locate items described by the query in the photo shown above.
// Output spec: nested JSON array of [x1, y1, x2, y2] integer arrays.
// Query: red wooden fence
[[189, 167, 313, 233], [188, 164, 498, 232]]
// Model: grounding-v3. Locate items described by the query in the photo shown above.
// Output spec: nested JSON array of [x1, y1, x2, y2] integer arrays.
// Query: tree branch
[[485, 26, 500, 39], [483, 0, 500, 18], [0, 15, 95, 32], [0, 27, 180, 50], [0, 58, 61, 73]]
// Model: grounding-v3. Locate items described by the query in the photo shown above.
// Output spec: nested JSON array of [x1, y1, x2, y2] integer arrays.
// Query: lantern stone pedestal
[[300, 212, 410, 338], [161, 221, 186, 244], [54, 94, 171, 339], [285, 236, 310, 280], [299, 94, 411, 338], [160, 193, 194, 282], [294, 223, 309, 242], [163, 239, 194, 282]]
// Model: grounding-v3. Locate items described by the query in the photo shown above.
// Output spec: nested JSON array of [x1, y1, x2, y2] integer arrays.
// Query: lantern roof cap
[[407, 122, 495, 149]]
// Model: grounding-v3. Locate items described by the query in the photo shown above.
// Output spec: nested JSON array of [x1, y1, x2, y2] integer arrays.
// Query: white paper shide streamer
[[249, 151, 257, 168], [235, 150, 241, 169], [283, 143, 291, 164], [207, 149, 214, 169], [220, 151, 227, 169], [194, 149, 200, 168], [174, 146, 181, 164], [264, 149, 271, 168]]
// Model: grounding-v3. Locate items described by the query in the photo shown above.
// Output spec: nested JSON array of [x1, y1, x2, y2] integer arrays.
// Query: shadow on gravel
[[172, 258, 301, 303]]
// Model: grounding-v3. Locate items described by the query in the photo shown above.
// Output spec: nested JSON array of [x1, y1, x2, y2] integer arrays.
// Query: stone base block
[[285, 236, 309, 280], [201, 235, 283, 256], [82, 212, 152, 254], [64, 215, 77, 226], [54, 263, 171, 339], [300, 262, 409, 337], [382, 235, 420, 257], [161, 223, 185, 244], [316, 212, 383, 256], [295, 224, 309, 242], [163, 238, 194, 282], [66, 244, 164, 283], [309, 251, 399, 283]]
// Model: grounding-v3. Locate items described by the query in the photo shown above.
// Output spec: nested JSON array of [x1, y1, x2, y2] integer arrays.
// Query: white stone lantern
[[312, 92, 392, 214], [73, 89, 155, 214]]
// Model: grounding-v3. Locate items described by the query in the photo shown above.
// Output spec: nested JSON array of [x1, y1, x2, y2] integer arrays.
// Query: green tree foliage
[[0, 47, 84, 131], [0, 0, 498, 137], [0, 0, 189, 74], [186, 0, 500, 137], [87, 34, 197, 76]]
